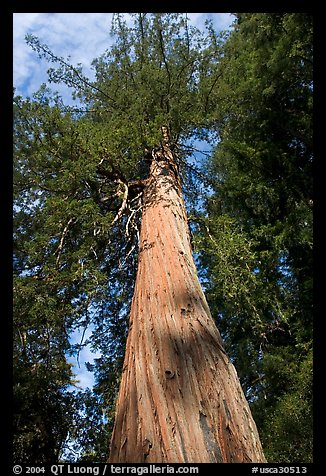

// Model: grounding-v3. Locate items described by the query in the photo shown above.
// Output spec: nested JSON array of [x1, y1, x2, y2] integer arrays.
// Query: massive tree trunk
[[108, 131, 266, 463]]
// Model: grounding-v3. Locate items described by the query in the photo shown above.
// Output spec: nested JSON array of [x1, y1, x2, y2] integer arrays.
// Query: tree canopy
[[13, 13, 313, 463]]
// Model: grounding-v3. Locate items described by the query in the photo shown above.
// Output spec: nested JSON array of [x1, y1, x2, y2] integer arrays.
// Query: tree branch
[[158, 27, 172, 97], [111, 180, 129, 225], [54, 217, 75, 267]]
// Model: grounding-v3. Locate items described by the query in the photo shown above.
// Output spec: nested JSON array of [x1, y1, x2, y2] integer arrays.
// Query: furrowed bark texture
[[108, 141, 266, 463]]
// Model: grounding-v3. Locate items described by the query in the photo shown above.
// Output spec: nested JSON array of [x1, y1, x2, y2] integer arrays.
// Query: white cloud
[[13, 13, 114, 99], [187, 12, 234, 32], [209, 13, 235, 31]]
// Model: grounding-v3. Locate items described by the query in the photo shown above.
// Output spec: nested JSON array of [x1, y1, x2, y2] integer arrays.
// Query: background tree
[[194, 13, 313, 462]]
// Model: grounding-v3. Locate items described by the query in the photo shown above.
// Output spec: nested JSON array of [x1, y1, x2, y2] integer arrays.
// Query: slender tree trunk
[[108, 132, 266, 463]]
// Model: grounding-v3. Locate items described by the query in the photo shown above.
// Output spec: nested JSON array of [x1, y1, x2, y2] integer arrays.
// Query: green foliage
[[252, 349, 313, 462]]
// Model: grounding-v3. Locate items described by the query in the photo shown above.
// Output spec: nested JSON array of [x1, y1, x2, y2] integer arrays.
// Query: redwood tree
[[108, 128, 266, 462], [14, 13, 266, 462]]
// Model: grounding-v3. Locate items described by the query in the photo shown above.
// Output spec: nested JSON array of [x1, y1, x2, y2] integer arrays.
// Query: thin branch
[[139, 13, 146, 67], [120, 242, 138, 269], [111, 180, 129, 225], [158, 27, 172, 96], [177, 143, 213, 158], [185, 14, 190, 56], [126, 197, 142, 237], [54, 217, 74, 267], [90, 246, 98, 260], [18, 328, 27, 353], [204, 71, 223, 112]]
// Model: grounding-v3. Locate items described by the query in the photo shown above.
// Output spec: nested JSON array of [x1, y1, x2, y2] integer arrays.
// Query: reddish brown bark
[[108, 136, 266, 463]]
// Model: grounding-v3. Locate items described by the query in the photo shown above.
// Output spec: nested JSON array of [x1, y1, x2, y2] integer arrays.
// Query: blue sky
[[13, 12, 234, 389]]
